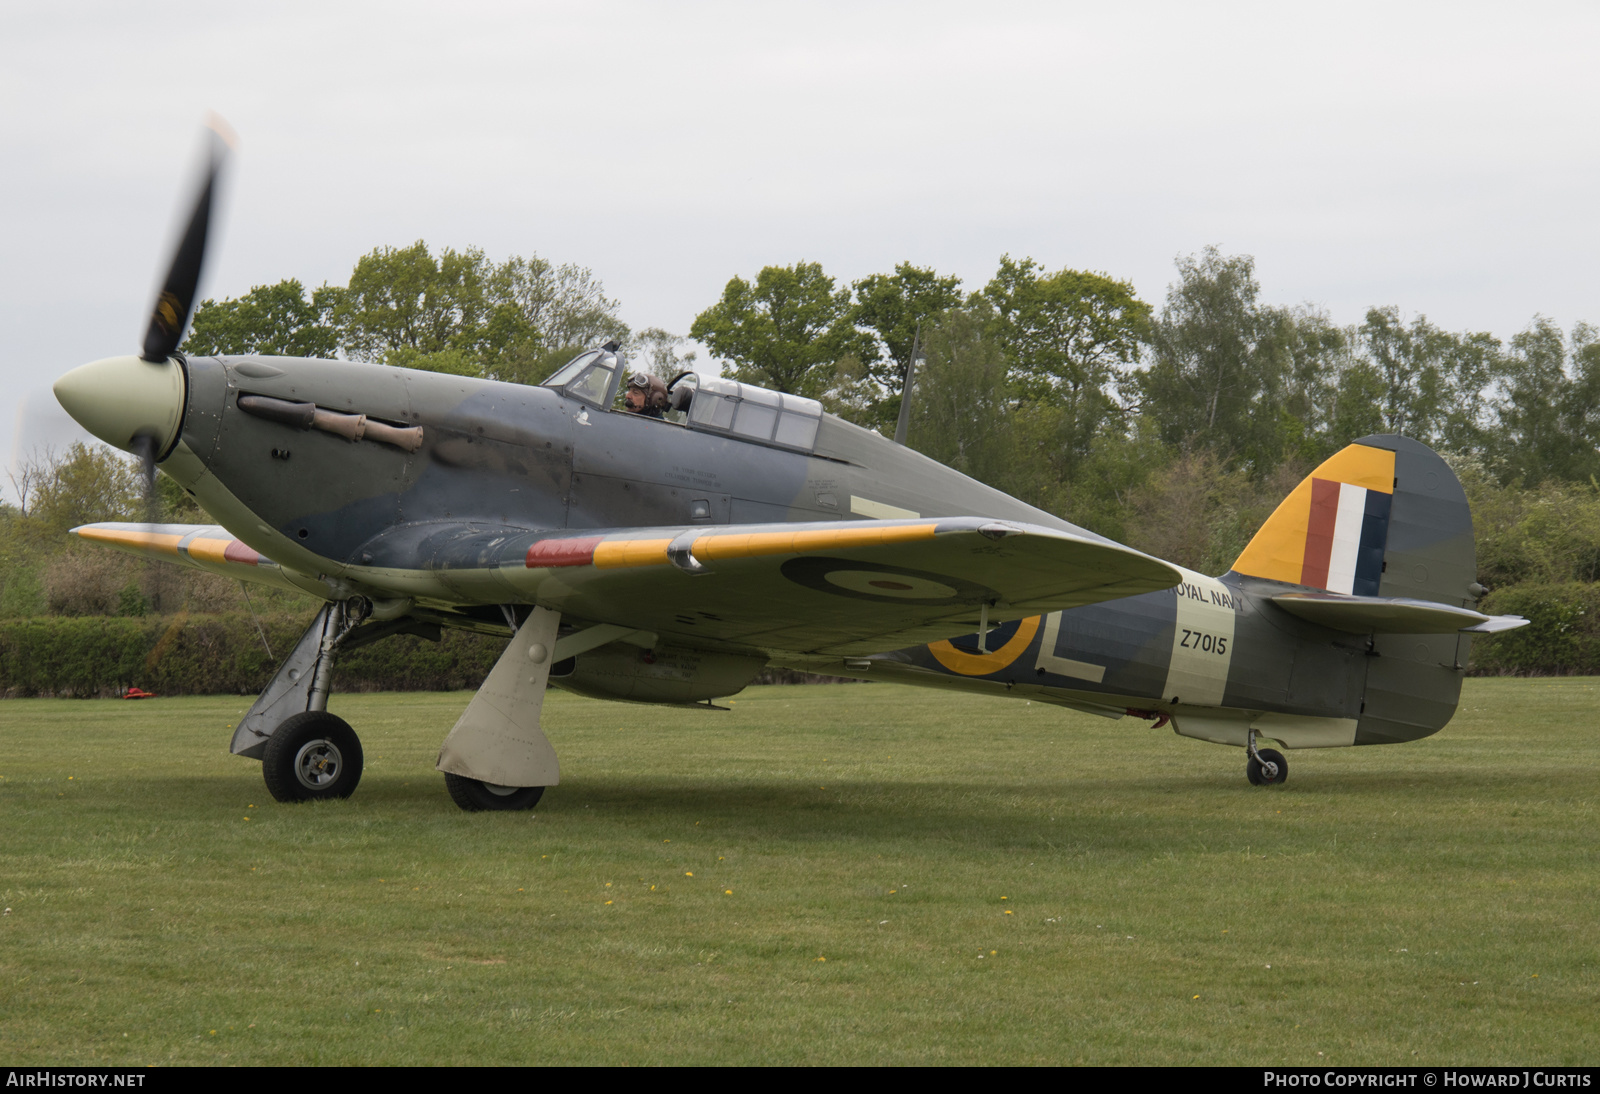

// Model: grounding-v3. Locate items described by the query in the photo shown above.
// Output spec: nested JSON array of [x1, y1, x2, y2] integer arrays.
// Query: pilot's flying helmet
[[626, 371, 670, 411]]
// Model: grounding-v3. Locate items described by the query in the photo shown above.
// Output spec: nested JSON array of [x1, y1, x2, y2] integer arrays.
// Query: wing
[[489, 517, 1180, 656], [74, 516, 1182, 657], [69, 523, 314, 596]]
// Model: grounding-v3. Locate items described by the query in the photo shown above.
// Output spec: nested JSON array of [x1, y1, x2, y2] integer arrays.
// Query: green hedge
[[0, 613, 501, 697], [1471, 583, 1600, 676], [5, 584, 1596, 696]]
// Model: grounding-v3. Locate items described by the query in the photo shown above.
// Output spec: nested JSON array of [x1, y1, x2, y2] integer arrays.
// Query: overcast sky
[[5, 1, 1597, 481]]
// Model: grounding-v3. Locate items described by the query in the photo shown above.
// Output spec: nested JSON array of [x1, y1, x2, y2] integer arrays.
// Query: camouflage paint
[[151, 353, 1480, 754], [840, 435, 1475, 749]]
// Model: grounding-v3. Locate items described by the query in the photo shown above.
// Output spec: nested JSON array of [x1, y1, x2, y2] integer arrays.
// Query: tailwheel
[[262, 711, 364, 802], [1246, 747, 1288, 786], [444, 773, 545, 812]]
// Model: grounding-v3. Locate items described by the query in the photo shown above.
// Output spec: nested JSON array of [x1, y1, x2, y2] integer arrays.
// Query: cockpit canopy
[[673, 374, 822, 453], [541, 349, 823, 455]]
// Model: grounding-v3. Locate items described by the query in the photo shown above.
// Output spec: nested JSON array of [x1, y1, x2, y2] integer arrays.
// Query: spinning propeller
[[141, 123, 228, 364], [54, 117, 234, 510]]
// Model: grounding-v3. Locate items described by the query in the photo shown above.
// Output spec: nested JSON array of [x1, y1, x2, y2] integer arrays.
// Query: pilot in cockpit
[[623, 371, 669, 419]]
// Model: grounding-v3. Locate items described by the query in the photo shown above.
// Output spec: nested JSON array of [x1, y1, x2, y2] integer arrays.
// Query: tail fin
[[1232, 442, 1398, 595], [1232, 436, 1475, 603], [1231, 436, 1479, 745]]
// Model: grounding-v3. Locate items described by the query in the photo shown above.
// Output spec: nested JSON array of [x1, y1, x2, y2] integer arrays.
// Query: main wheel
[[1246, 747, 1288, 786], [262, 711, 364, 802], [444, 773, 545, 812]]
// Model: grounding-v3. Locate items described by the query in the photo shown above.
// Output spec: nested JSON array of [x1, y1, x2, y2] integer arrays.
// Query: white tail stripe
[[1325, 484, 1368, 595]]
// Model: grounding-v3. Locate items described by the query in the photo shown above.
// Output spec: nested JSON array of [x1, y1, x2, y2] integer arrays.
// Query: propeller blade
[[141, 118, 235, 363], [130, 432, 159, 523], [127, 430, 162, 618]]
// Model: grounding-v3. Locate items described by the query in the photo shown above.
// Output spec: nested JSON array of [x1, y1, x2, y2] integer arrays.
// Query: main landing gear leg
[[1245, 727, 1288, 786], [232, 599, 370, 802]]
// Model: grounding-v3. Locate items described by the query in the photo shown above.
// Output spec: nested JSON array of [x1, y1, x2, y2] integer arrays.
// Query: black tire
[[1246, 747, 1288, 786], [262, 711, 364, 802], [444, 773, 545, 812]]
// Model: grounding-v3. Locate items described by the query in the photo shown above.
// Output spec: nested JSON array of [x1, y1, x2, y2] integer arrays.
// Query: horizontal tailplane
[[1271, 591, 1527, 635]]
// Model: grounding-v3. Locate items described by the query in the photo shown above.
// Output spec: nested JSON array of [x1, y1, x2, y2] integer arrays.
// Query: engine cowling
[[552, 642, 766, 705]]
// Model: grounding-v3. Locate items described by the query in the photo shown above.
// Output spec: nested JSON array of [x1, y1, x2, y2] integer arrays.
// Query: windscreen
[[541, 350, 601, 388]]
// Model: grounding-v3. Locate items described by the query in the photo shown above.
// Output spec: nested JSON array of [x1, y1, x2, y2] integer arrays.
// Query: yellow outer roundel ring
[[928, 615, 1042, 676]]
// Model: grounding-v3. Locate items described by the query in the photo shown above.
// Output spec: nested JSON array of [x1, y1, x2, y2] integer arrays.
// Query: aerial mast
[[892, 321, 924, 447]]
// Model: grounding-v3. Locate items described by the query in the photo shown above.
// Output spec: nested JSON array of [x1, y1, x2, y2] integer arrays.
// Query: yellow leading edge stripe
[[83, 520, 945, 572], [592, 522, 940, 569], [184, 537, 235, 565], [74, 526, 246, 566], [74, 527, 184, 556]]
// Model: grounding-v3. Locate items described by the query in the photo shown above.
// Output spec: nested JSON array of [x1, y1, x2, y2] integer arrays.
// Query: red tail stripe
[[1301, 478, 1340, 589]]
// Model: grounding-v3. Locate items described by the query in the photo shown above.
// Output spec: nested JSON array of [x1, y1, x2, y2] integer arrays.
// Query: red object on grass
[[124, 687, 156, 699]]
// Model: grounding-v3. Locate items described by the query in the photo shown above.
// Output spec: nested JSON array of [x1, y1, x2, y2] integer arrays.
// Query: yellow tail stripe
[[1323, 444, 1397, 493]]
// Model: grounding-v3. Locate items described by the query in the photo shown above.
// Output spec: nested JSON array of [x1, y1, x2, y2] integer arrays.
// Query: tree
[[1328, 353, 1387, 449], [1307, 307, 1504, 459], [185, 279, 338, 358], [850, 263, 964, 430], [1490, 317, 1600, 486], [1271, 306, 1354, 463], [329, 242, 491, 367], [481, 255, 629, 385], [12, 443, 141, 541], [629, 327, 697, 379], [488, 256, 627, 355], [1357, 306, 1458, 441], [980, 256, 1151, 478], [690, 262, 868, 396], [905, 306, 1017, 489], [1565, 323, 1600, 463], [1139, 248, 1287, 471], [320, 242, 630, 383], [981, 256, 1150, 397], [1435, 330, 1504, 459]]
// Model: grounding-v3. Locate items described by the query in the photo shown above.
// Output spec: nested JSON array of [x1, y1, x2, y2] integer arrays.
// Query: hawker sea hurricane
[[52, 129, 1526, 810]]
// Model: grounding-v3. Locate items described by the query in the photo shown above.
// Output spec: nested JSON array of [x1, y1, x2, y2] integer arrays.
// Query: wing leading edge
[[69, 523, 311, 595], [72, 516, 1182, 657], [500, 517, 1181, 655]]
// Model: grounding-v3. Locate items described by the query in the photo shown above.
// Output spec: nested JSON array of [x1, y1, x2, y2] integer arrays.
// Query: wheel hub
[[292, 738, 343, 790]]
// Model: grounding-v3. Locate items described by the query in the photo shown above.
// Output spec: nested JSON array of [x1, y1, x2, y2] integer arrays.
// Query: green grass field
[[1, 679, 1596, 1066]]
